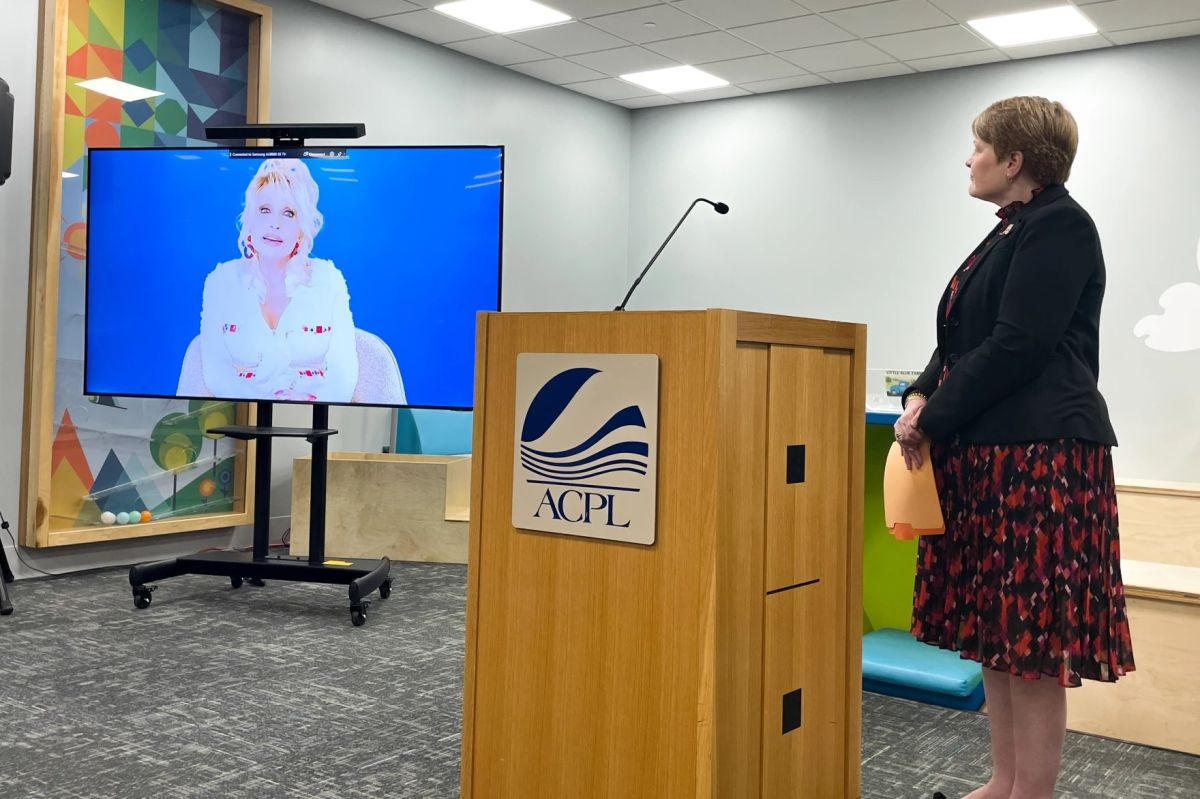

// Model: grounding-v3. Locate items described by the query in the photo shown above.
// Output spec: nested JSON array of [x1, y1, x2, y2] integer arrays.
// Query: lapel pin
[[1000, 223, 1014, 236]]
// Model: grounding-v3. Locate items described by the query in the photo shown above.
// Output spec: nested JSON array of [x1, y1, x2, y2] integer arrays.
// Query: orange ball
[[140, 510, 152, 523]]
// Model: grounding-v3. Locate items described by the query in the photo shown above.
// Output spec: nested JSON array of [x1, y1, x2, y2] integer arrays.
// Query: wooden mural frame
[[21, 0, 272, 547]]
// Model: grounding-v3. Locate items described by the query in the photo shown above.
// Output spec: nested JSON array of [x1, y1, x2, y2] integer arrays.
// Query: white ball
[[100, 511, 116, 525], [116, 512, 130, 524]]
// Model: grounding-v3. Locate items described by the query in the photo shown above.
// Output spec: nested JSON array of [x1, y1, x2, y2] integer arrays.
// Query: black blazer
[[902, 184, 1117, 446]]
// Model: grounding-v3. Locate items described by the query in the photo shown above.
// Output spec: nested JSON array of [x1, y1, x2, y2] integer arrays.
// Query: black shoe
[[931, 793, 947, 799]]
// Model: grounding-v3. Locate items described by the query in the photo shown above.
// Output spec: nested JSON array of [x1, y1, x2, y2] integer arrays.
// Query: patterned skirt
[[911, 439, 1136, 686]]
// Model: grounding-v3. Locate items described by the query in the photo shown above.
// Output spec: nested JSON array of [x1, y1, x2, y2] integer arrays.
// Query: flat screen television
[[85, 145, 503, 409]]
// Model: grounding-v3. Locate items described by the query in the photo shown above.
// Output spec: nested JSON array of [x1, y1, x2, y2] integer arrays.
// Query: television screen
[[85, 145, 503, 409]]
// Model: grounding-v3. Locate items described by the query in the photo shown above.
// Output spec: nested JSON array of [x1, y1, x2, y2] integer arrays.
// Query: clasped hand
[[893, 398, 927, 470]]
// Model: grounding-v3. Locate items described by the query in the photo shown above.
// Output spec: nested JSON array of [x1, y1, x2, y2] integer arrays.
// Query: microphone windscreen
[[713, 202, 729, 214]]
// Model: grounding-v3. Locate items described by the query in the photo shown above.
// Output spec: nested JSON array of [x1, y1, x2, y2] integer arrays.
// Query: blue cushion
[[394, 409, 473, 455], [862, 628, 983, 698], [864, 676, 986, 712]]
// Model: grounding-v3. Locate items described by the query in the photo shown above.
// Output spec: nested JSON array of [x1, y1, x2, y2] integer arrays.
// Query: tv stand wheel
[[379, 579, 392, 600], [351, 607, 367, 627], [249, 578, 266, 587], [132, 586, 155, 609], [230, 576, 243, 589]]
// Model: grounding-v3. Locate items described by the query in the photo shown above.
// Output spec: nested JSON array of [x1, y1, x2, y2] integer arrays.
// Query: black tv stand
[[128, 401, 392, 626]]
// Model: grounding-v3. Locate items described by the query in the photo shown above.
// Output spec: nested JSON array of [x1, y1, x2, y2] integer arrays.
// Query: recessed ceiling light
[[433, 0, 570, 34], [968, 5, 1097, 48], [620, 66, 729, 95], [76, 77, 164, 103]]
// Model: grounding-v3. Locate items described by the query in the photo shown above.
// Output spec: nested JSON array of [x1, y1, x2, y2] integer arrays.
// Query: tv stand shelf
[[211, 425, 336, 442], [129, 401, 391, 627]]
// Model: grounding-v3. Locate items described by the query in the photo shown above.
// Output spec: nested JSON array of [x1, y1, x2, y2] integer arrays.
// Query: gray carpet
[[0, 564, 1196, 799]]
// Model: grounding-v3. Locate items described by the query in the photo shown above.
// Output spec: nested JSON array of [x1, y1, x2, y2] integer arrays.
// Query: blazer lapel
[[944, 219, 1018, 317]]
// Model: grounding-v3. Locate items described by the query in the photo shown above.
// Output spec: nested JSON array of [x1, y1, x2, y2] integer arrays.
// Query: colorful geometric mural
[[51, 0, 253, 530]]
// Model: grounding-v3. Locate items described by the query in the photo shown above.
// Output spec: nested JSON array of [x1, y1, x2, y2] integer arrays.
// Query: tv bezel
[[83, 143, 505, 411]]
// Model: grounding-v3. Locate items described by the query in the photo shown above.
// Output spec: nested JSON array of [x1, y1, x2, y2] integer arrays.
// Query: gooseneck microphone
[[615, 197, 729, 311]]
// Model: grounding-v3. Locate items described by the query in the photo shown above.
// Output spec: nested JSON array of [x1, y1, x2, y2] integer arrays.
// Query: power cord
[[0, 510, 62, 578]]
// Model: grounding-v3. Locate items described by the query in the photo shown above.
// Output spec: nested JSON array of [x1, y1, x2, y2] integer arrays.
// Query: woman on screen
[[181, 158, 361, 403]]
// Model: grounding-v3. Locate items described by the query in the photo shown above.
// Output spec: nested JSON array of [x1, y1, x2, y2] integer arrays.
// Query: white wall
[[0, 0, 631, 577], [1, 0, 46, 578], [628, 37, 1200, 485]]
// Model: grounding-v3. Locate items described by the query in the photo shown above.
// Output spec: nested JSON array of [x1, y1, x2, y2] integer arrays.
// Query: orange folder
[[883, 440, 945, 540]]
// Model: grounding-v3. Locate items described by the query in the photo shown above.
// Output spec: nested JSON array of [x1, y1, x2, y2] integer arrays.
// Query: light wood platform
[[290, 452, 470, 563]]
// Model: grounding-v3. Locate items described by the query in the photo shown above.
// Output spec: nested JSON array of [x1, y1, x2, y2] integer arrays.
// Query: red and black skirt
[[911, 439, 1136, 686]]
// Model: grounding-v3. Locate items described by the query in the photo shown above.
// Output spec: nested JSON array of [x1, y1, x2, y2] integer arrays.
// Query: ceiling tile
[[671, 0, 813, 28], [374, 9, 486, 43], [587, 5, 716, 44], [926, 0, 1053, 23], [730, 14, 856, 51], [447, 35, 553, 64], [616, 95, 682, 108], [563, 77, 656, 100], [869, 25, 991, 60], [906, 48, 1008, 71], [546, 0, 665, 18], [779, 39, 895, 71], [801, 0, 894, 10], [668, 85, 754, 102], [1082, 0, 1200, 31], [699, 54, 804, 82], [508, 21, 630, 56], [999, 33, 1112, 59], [312, 0, 419, 19], [1105, 19, 1200, 44], [647, 31, 766, 63], [742, 73, 831, 92], [569, 45, 679, 74], [825, 0, 954, 38], [509, 58, 609, 84], [821, 61, 916, 82]]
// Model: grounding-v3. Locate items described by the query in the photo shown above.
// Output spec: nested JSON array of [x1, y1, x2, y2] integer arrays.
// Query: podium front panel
[[465, 311, 718, 798]]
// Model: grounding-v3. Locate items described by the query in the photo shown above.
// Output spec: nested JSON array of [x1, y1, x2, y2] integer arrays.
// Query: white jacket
[[198, 256, 358, 402]]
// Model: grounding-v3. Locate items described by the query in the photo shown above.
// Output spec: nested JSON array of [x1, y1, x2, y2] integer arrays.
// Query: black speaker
[[0, 77, 13, 187]]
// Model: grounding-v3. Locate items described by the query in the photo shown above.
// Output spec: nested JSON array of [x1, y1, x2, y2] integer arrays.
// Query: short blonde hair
[[237, 158, 323, 258], [973, 96, 1078, 186]]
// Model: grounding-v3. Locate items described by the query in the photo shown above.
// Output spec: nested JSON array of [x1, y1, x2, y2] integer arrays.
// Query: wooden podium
[[461, 310, 866, 799]]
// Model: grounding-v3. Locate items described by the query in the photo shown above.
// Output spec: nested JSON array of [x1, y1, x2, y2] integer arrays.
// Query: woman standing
[[894, 96, 1136, 799]]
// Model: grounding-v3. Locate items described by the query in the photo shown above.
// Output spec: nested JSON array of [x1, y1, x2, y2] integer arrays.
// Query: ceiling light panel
[[434, 0, 571, 34], [968, 5, 1098, 47], [620, 65, 729, 94]]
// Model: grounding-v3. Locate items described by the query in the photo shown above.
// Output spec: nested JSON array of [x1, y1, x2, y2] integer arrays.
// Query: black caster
[[350, 600, 371, 627], [248, 578, 266, 587], [230, 576, 243, 589], [132, 585, 155, 609], [379, 579, 392, 599]]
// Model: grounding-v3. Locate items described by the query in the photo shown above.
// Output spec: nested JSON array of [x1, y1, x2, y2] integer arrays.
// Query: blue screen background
[[86, 146, 502, 408]]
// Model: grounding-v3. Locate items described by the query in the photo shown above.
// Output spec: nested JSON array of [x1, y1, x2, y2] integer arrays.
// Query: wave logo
[[512, 353, 659, 545]]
